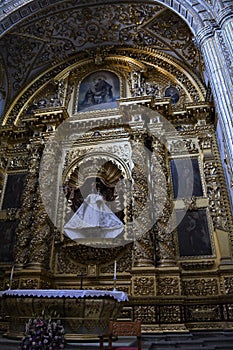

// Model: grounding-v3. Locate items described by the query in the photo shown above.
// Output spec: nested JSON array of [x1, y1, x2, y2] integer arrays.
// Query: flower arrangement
[[20, 310, 65, 350]]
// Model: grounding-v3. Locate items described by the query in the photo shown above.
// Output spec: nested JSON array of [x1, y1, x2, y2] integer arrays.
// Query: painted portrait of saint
[[78, 71, 120, 112]]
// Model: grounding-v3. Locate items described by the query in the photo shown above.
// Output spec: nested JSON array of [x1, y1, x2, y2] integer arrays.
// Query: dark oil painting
[[0, 220, 18, 262], [176, 209, 213, 257], [171, 158, 203, 199], [2, 173, 26, 209]]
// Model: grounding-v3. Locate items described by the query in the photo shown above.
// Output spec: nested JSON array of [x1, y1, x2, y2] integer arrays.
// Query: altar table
[[0, 289, 128, 340]]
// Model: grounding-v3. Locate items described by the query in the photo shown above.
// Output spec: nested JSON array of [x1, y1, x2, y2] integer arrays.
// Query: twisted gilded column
[[27, 136, 60, 269], [28, 193, 52, 269], [131, 132, 155, 268], [14, 142, 44, 267], [151, 138, 176, 267]]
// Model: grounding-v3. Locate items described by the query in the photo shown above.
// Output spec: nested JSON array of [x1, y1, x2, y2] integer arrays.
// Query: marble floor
[[0, 334, 141, 350], [1, 330, 233, 349]]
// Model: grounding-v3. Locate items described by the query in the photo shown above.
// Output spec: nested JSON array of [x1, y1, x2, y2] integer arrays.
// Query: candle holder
[[8, 279, 13, 290], [113, 278, 117, 291], [9, 264, 14, 290], [113, 259, 117, 290]]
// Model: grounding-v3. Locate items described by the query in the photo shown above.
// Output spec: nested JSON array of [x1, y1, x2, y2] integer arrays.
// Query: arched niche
[[62, 157, 126, 222]]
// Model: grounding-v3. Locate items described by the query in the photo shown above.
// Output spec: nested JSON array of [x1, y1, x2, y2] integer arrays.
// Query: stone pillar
[[196, 10, 233, 211], [222, 18, 233, 59]]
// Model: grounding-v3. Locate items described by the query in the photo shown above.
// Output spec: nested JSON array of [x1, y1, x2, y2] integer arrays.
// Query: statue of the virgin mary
[[64, 188, 124, 240]]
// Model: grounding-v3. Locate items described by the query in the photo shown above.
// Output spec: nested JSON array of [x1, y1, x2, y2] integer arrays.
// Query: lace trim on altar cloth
[[0, 289, 128, 302]]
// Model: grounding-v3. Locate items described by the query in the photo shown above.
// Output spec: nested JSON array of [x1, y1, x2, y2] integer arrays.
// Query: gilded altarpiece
[[0, 52, 233, 338]]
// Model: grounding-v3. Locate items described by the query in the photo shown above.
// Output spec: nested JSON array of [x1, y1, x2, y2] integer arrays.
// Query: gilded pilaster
[[131, 133, 154, 268], [0, 148, 7, 204], [14, 142, 43, 267], [28, 193, 52, 269], [152, 138, 176, 267]]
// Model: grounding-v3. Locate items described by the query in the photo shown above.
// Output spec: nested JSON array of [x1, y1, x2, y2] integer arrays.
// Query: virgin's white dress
[[64, 193, 124, 240]]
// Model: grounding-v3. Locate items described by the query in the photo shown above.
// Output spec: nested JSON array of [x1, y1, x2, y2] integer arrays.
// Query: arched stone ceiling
[[0, 0, 215, 35], [0, 0, 206, 116]]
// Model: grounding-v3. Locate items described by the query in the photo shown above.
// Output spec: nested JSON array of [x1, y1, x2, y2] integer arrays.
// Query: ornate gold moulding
[[0, 289, 128, 340]]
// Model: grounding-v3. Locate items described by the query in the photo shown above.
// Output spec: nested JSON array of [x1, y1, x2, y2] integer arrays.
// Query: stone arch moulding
[[2, 47, 206, 126], [0, 0, 214, 38]]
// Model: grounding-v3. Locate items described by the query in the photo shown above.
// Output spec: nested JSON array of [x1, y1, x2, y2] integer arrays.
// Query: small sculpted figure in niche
[[64, 181, 124, 240]]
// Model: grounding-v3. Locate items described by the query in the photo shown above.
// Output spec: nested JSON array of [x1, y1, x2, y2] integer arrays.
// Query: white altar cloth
[[0, 289, 128, 302]]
